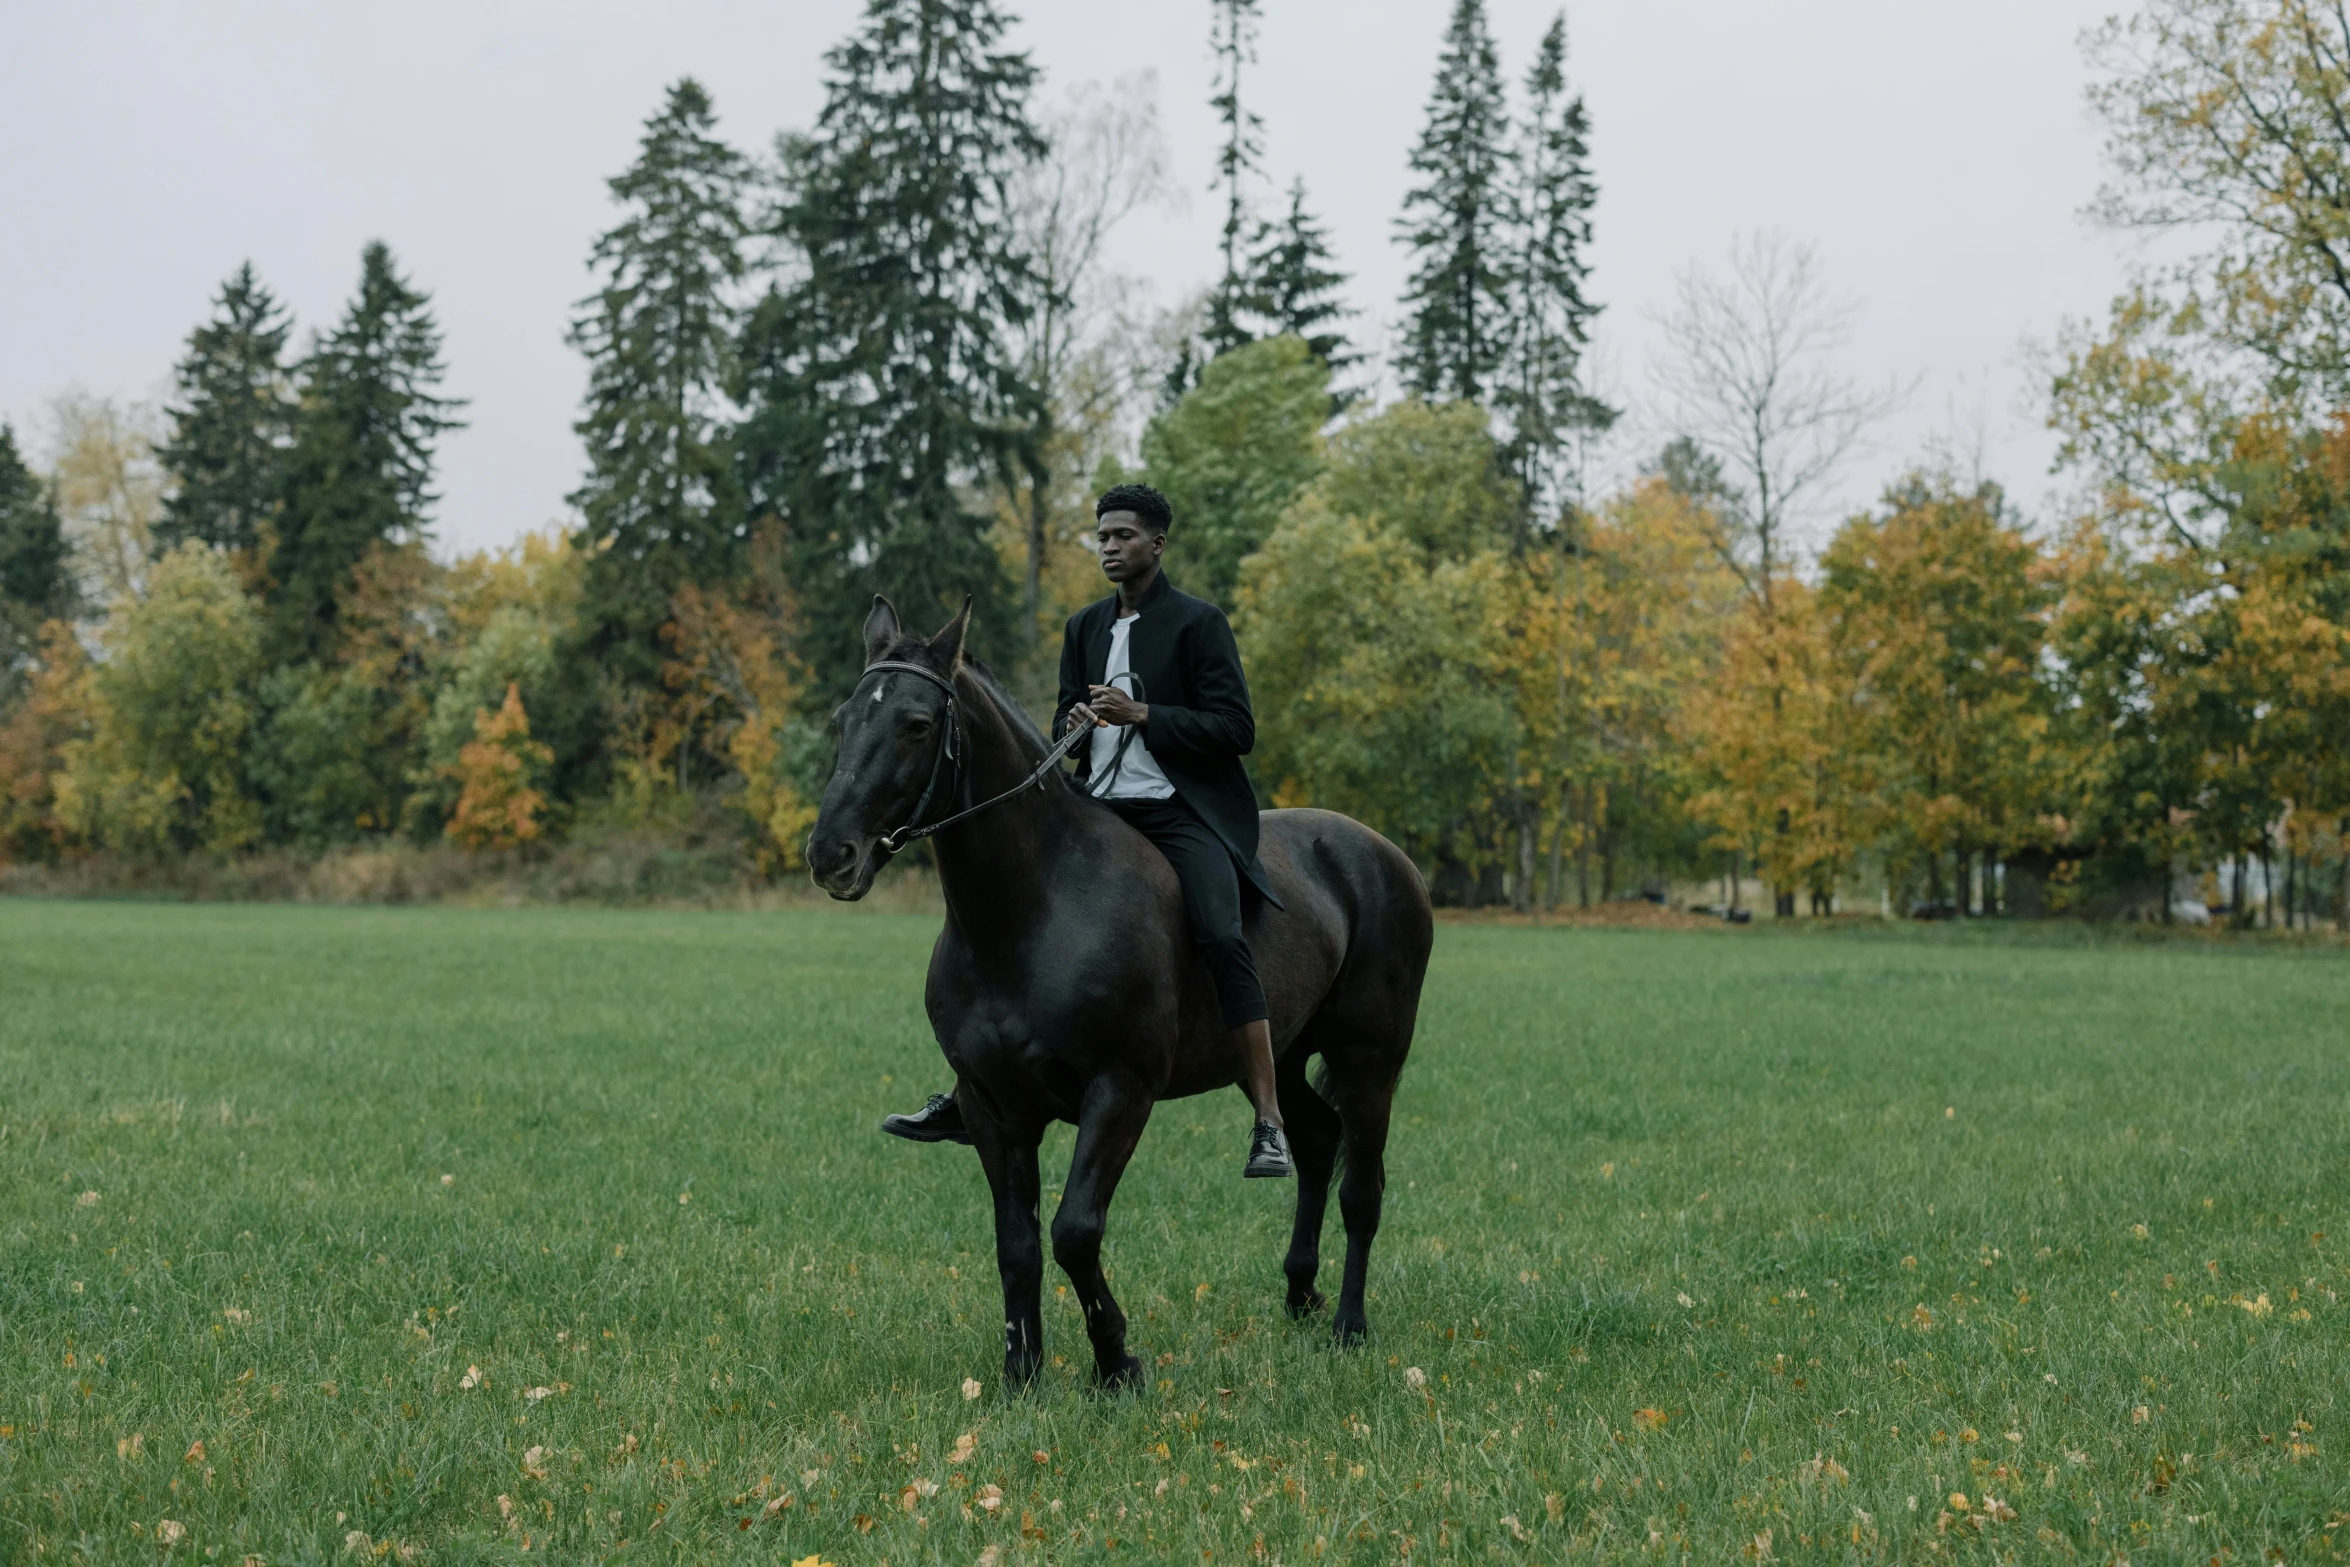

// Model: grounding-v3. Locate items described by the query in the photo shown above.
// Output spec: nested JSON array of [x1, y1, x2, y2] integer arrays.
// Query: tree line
[[3, 0, 2346, 930]]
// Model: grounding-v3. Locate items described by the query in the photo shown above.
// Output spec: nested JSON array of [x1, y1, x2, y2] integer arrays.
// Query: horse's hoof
[[1094, 1353, 1145, 1393], [1003, 1358, 1041, 1392], [1331, 1313, 1367, 1348], [1287, 1287, 1327, 1321]]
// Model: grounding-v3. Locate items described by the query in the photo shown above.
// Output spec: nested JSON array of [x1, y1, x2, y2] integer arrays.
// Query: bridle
[[856, 660, 1094, 854]]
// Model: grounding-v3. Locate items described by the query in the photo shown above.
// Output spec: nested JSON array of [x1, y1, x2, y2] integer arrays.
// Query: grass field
[[2, 902, 2345, 1565]]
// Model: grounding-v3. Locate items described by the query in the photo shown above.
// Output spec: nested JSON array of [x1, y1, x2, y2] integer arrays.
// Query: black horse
[[808, 599, 1433, 1388]]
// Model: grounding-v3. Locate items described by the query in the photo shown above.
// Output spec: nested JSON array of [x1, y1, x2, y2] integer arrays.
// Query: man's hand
[[1086, 684, 1149, 727], [1063, 702, 1101, 736]]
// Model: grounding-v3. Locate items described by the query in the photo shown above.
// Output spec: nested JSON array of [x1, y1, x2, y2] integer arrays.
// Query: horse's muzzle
[[807, 833, 880, 901]]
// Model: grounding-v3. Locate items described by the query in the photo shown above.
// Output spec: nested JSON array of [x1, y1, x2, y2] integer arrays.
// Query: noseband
[[856, 660, 1093, 854]]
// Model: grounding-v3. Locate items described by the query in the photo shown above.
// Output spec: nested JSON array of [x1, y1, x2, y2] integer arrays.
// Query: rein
[[860, 660, 1093, 854]]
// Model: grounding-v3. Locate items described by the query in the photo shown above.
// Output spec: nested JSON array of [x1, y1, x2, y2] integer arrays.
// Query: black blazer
[[1055, 572, 1280, 905]]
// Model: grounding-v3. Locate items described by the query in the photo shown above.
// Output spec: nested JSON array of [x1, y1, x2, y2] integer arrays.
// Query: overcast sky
[[4, 0, 2135, 561]]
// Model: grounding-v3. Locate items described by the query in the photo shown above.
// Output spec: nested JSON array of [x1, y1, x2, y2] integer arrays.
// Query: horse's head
[[806, 595, 971, 900]]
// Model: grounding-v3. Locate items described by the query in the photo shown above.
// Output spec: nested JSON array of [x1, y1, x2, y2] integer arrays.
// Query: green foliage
[[1314, 397, 1520, 561], [247, 664, 385, 848], [6, 904, 2348, 1559], [1241, 495, 1518, 859], [155, 262, 295, 558], [569, 79, 752, 689], [272, 242, 464, 659], [1137, 336, 1329, 609], [57, 543, 265, 855], [736, 0, 1046, 691], [1395, 0, 1510, 402]]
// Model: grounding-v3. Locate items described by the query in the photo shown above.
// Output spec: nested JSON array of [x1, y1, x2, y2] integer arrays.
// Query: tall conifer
[[1497, 13, 1612, 538], [0, 423, 75, 690], [156, 263, 296, 558], [1243, 178, 1356, 391], [1395, 0, 1509, 403], [569, 78, 752, 686], [737, 0, 1047, 686], [273, 242, 463, 656], [1203, 0, 1266, 357]]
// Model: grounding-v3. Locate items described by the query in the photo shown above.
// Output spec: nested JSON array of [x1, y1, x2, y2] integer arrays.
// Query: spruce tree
[[273, 242, 464, 657], [1394, 0, 1509, 404], [569, 77, 752, 687], [1496, 13, 1612, 539], [0, 422, 75, 688], [1243, 178, 1357, 392], [1203, 0, 1266, 356], [737, 0, 1047, 687], [156, 263, 295, 557]]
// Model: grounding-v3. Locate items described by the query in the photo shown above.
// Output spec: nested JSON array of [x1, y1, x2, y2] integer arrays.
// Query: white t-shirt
[[1088, 613, 1177, 800]]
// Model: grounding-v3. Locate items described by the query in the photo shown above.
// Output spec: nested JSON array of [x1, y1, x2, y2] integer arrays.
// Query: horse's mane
[[876, 637, 1053, 761], [959, 653, 1053, 758]]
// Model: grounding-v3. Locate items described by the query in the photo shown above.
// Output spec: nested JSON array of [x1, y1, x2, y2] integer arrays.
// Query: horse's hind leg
[[1276, 1047, 1342, 1319], [1329, 1075, 1395, 1346], [1052, 1076, 1153, 1391]]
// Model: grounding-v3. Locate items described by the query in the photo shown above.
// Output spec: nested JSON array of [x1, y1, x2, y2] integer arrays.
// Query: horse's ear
[[862, 596, 900, 664], [929, 596, 973, 672]]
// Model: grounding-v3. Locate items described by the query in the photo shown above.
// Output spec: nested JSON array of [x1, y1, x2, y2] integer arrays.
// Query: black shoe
[[881, 1091, 973, 1145], [1244, 1121, 1293, 1179]]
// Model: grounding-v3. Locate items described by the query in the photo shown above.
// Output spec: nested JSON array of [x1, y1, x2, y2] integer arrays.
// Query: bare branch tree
[[1650, 233, 1904, 613], [1006, 74, 1175, 639], [46, 389, 166, 606]]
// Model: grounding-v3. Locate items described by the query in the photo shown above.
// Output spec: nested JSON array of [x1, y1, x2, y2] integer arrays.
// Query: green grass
[[2, 903, 2345, 1565]]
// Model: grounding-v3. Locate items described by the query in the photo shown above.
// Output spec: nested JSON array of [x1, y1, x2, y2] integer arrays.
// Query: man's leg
[[1112, 799, 1291, 1178]]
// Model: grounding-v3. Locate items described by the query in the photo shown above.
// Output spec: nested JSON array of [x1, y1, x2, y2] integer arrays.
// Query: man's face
[[1095, 510, 1165, 582]]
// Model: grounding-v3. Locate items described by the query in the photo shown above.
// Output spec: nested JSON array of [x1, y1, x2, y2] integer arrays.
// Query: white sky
[[3, 0, 2134, 560]]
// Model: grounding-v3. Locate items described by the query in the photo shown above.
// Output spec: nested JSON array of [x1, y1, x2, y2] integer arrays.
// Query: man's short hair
[[1095, 483, 1172, 534]]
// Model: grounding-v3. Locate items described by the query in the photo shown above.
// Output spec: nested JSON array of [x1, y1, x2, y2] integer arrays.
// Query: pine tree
[[1203, 0, 1266, 356], [273, 242, 464, 657], [155, 262, 295, 557], [0, 424, 72, 622], [1395, 0, 1510, 404], [1496, 13, 1613, 539], [0, 422, 75, 694], [569, 78, 752, 687], [1243, 178, 1356, 391], [737, 0, 1047, 687]]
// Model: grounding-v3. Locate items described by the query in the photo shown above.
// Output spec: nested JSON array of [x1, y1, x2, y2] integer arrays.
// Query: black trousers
[[1105, 795, 1269, 1028]]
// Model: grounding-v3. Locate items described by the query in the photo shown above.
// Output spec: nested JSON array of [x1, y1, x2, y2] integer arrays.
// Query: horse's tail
[[1310, 1057, 1341, 1113]]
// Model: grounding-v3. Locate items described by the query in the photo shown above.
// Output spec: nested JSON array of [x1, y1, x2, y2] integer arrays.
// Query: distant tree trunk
[[1576, 779, 1593, 909], [1512, 796, 1537, 915], [2338, 829, 2348, 932], [1022, 447, 1051, 646], [2263, 830, 2278, 930], [1728, 848, 1743, 913], [1545, 778, 1570, 909], [1926, 849, 1945, 913]]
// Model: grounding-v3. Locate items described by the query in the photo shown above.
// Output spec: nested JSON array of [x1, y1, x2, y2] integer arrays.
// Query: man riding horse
[[879, 482, 1296, 1181]]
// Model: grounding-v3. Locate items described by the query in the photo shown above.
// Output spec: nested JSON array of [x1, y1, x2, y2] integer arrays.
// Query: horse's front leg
[[1052, 1074, 1153, 1391], [968, 1099, 1046, 1389]]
